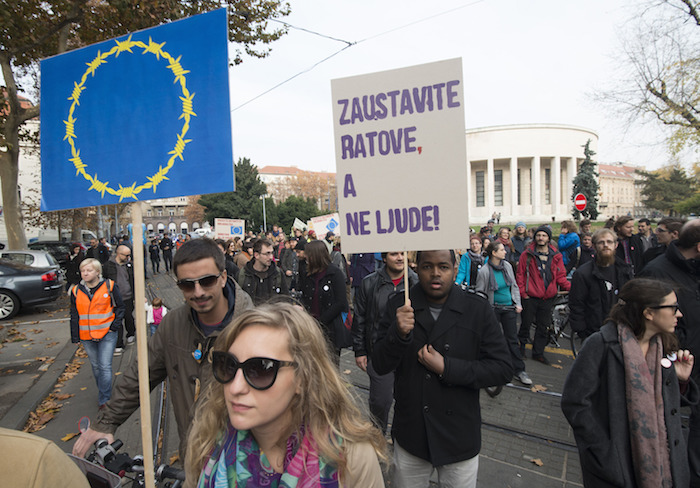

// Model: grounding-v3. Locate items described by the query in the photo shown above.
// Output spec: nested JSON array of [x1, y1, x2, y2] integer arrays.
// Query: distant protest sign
[[310, 213, 341, 240], [332, 58, 468, 254], [40, 8, 234, 211], [214, 218, 245, 241]]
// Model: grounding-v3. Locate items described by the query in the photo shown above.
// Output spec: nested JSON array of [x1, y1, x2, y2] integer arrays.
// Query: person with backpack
[[558, 220, 581, 276], [70, 258, 125, 408]]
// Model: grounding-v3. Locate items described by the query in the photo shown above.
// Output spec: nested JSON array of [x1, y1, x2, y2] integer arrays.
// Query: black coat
[[65, 251, 85, 285], [352, 266, 418, 357], [640, 242, 700, 363], [568, 257, 633, 336], [562, 322, 698, 488], [371, 284, 513, 466], [615, 234, 644, 276], [300, 263, 348, 347]]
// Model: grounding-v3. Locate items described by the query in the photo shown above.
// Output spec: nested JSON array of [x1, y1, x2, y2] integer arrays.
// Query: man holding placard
[[372, 250, 512, 487]]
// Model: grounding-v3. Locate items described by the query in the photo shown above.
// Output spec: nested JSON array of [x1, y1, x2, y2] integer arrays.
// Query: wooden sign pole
[[404, 251, 410, 305], [131, 202, 155, 488]]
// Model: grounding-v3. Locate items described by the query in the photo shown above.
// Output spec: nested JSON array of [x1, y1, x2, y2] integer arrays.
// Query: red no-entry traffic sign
[[574, 193, 587, 211]]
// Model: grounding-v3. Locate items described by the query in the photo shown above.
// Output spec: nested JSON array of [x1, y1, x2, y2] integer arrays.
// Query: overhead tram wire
[[230, 0, 489, 112]]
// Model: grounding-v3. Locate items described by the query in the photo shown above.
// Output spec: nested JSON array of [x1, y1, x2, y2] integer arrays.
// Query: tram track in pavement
[[347, 377, 579, 451]]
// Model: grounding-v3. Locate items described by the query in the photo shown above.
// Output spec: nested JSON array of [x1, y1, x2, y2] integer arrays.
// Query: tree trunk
[[0, 149, 27, 250], [0, 53, 28, 250]]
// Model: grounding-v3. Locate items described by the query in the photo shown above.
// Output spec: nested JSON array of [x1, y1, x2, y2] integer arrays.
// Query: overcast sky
[[228, 0, 697, 173]]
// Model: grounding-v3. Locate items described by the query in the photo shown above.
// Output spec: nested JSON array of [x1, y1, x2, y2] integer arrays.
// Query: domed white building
[[466, 123, 598, 224]]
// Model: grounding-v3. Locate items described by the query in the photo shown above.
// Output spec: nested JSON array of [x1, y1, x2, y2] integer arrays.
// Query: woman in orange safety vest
[[70, 258, 125, 408]]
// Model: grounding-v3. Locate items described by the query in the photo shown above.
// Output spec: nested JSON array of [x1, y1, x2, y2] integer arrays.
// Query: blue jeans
[[81, 330, 117, 405]]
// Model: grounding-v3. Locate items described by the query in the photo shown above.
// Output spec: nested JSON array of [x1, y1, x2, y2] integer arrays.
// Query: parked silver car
[[0, 250, 62, 269], [0, 259, 65, 319]]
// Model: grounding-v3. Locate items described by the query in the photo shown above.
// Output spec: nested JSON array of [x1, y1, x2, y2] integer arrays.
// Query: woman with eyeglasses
[[299, 240, 350, 360], [562, 278, 698, 488], [185, 303, 386, 487]]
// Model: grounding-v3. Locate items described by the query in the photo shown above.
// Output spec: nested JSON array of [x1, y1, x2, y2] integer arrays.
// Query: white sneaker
[[516, 371, 533, 386], [126, 336, 135, 345]]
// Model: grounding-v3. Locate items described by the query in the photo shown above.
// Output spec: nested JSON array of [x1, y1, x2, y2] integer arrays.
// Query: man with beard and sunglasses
[[72, 238, 253, 459], [568, 228, 633, 340]]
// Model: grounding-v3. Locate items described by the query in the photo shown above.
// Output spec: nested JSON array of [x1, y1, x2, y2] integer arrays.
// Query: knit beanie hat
[[535, 225, 552, 240], [515, 222, 526, 230]]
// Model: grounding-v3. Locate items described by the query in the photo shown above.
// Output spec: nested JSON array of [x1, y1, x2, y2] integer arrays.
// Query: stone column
[[567, 157, 576, 214], [532, 156, 541, 217], [510, 156, 518, 219], [487, 158, 495, 211], [466, 159, 472, 215], [552, 156, 561, 217]]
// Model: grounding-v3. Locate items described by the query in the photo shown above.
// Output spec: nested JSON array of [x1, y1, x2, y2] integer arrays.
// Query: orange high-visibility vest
[[73, 280, 115, 341]]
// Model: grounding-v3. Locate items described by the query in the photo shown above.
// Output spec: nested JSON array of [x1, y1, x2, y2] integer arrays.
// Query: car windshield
[[1, 253, 34, 266]]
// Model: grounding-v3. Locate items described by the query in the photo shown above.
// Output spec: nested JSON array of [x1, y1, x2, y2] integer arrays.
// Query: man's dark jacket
[[352, 266, 418, 357], [103, 258, 134, 300], [568, 257, 632, 337], [236, 259, 287, 305], [86, 244, 110, 264], [371, 284, 512, 466], [639, 241, 700, 357]]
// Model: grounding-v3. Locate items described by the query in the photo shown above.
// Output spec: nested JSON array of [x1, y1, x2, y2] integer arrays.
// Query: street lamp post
[[261, 194, 268, 233]]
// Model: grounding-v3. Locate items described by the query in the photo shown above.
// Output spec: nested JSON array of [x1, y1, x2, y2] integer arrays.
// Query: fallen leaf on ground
[[551, 364, 563, 370], [80, 387, 87, 391], [343, 369, 351, 375], [532, 458, 544, 467], [54, 393, 74, 400], [62, 432, 79, 442], [530, 384, 548, 393]]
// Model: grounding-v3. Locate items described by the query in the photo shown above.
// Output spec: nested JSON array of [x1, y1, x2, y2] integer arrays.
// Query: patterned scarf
[[197, 425, 340, 488], [487, 259, 513, 292], [617, 323, 672, 488]]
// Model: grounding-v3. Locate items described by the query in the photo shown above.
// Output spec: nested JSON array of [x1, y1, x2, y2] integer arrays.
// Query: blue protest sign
[[40, 8, 234, 211]]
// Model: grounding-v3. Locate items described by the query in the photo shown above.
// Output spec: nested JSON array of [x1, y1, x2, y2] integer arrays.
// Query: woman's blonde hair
[[185, 303, 386, 484], [79, 258, 102, 276]]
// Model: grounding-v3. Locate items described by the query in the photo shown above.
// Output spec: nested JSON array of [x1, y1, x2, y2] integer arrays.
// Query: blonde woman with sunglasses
[[186, 302, 386, 488]]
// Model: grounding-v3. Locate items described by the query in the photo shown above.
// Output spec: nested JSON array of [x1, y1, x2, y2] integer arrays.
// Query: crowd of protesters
[[63, 214, 700, 488]]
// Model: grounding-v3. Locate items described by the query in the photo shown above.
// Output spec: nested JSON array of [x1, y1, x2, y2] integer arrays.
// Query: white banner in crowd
[[309, 213, 341, 240], [292, 218, 308, 232], [214, 218, 245, 241], [331, 58, 469, 254]]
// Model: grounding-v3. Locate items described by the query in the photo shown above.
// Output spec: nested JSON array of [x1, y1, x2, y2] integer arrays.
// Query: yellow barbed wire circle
[[63, 34, 196, 201]]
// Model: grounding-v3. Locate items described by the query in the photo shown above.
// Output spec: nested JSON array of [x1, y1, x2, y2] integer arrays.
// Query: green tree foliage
[[275, 195, 323, 232], [571, 140, 600, 220], [199, 157, 269, 230], [637, 165, 697, 216], [0, 0, 290, 249], [674, 192, 700, 215]]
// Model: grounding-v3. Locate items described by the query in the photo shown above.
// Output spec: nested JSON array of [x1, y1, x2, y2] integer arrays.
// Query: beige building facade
[[466, 124, 598, 224]]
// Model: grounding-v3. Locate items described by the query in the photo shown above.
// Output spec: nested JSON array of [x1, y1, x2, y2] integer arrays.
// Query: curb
[[0, 340, 79, 430]]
